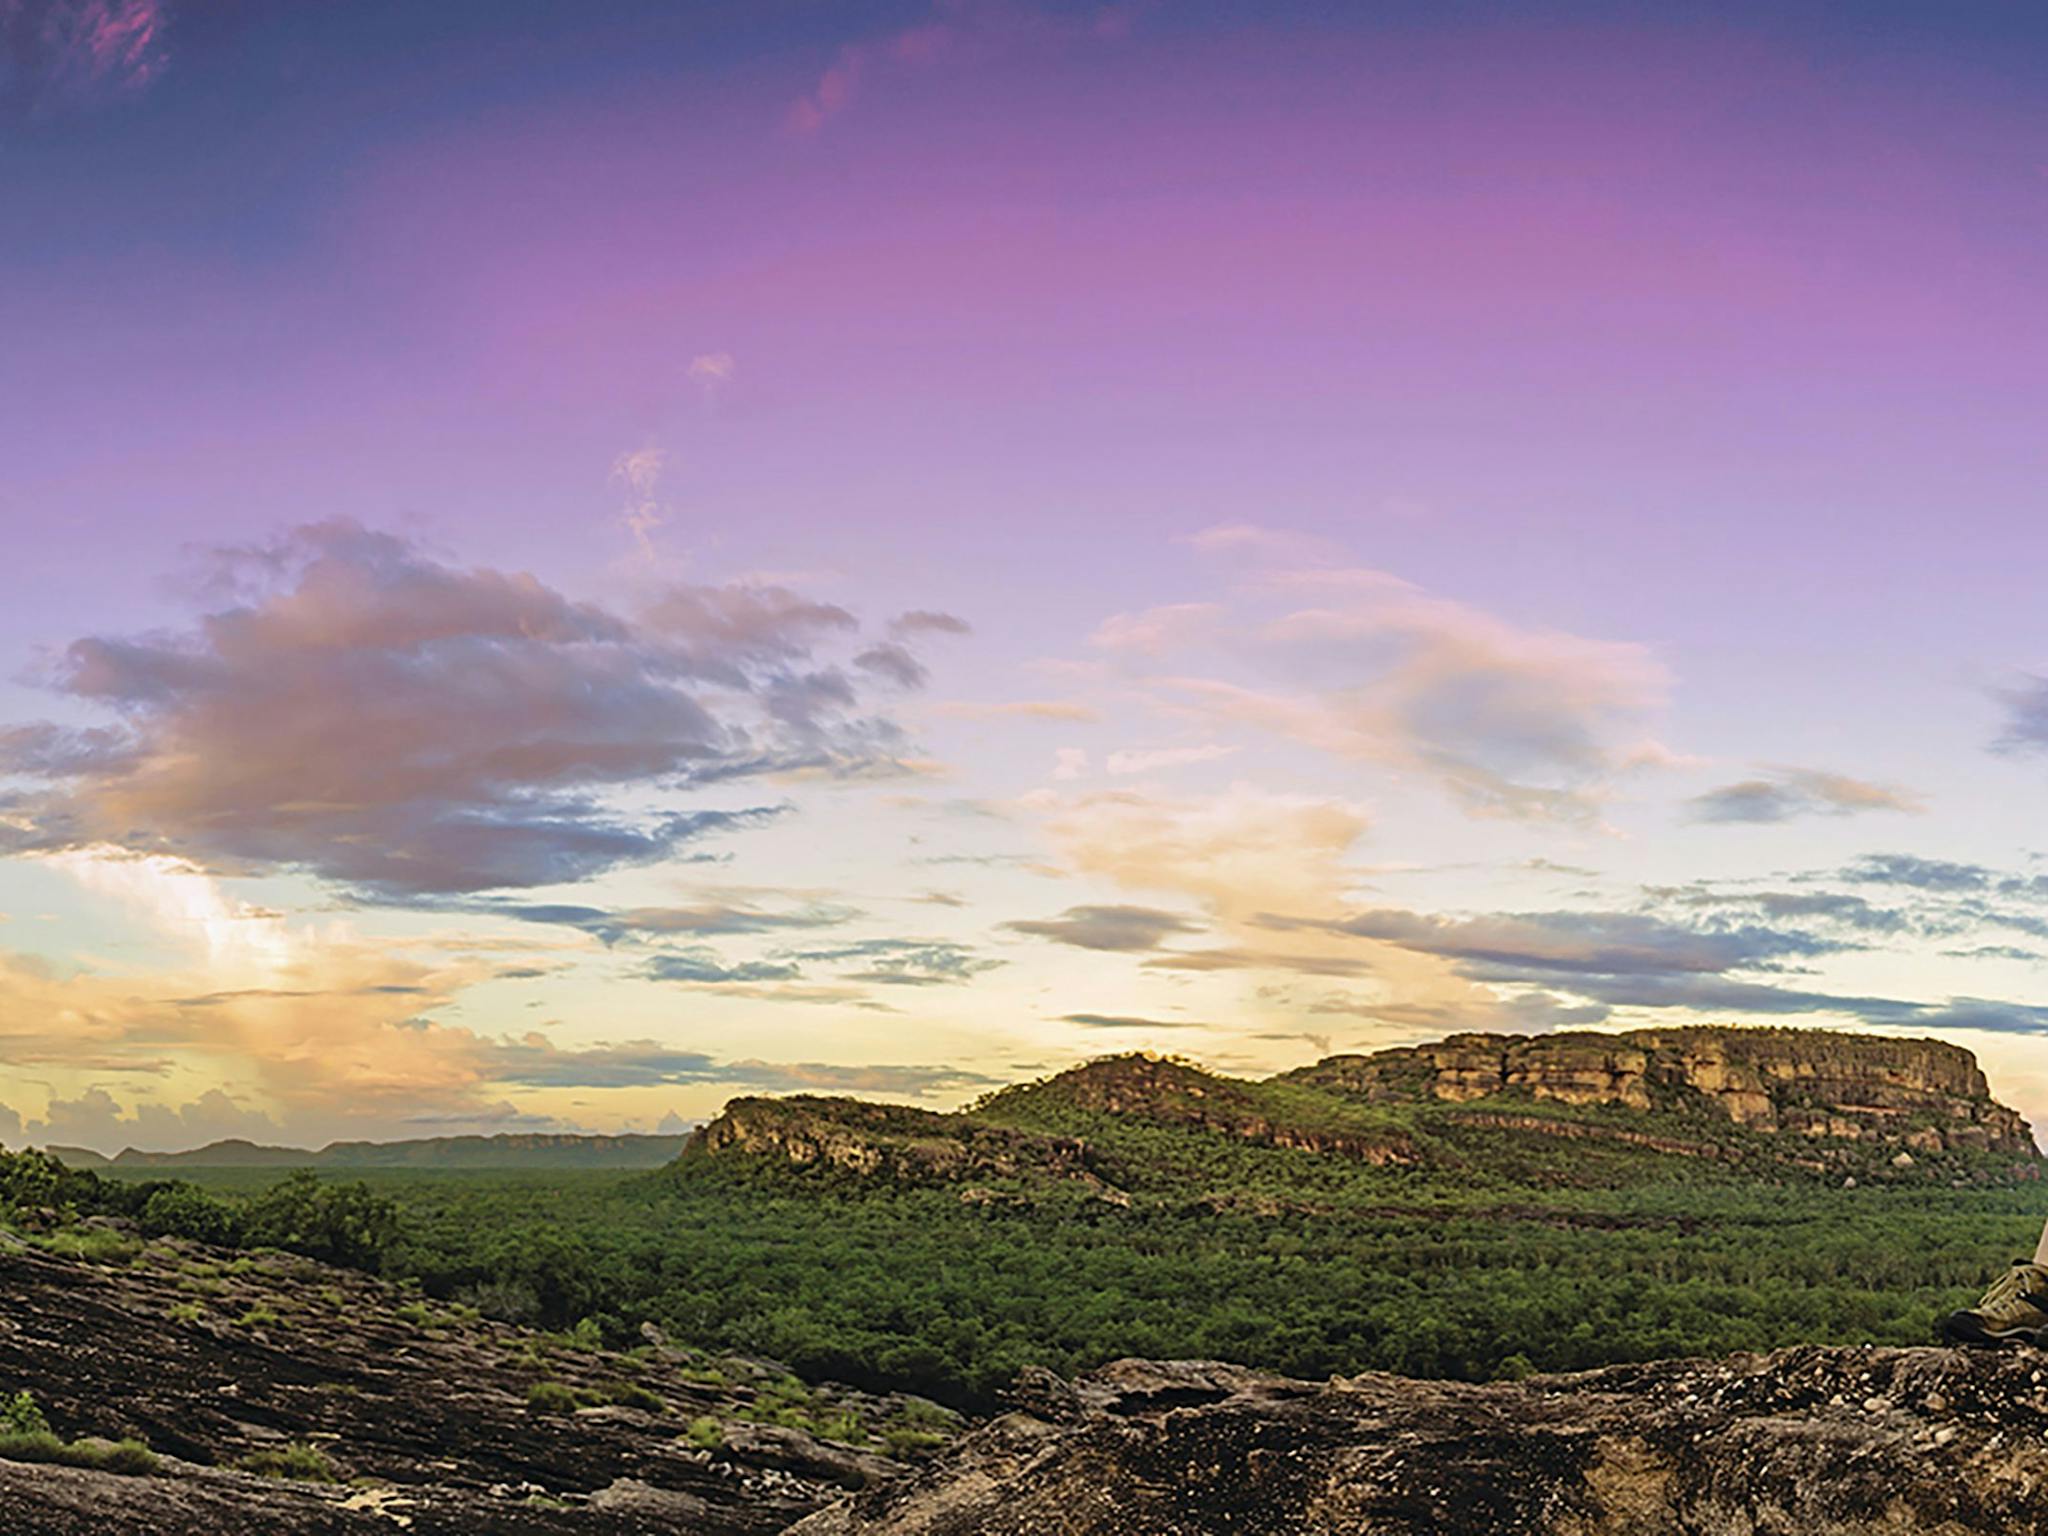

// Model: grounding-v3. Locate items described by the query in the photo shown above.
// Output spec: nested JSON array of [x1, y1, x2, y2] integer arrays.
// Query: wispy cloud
[[1688, 767, 1922, 824], [1004, 902, 1204, 952], [3, 0, 167, 117], [1089, 546, 1671, 824], [1059, 1012, 1204, 1030]]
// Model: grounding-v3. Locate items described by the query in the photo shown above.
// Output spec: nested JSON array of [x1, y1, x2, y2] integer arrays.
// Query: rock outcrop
[[686, 1096, 1102, 1183], [0, 1235, 955, 1534], [792, 1346, 2048, 1535], [1292, 1026, 2037, 1158]]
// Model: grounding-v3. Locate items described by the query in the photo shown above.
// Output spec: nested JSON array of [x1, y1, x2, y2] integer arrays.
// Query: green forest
[[7, 1057, 2044, 1410]]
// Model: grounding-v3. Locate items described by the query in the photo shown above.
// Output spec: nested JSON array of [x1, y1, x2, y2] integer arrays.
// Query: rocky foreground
[[795, 1349, 2048, 1535], [0, 1231, 953, 1533], [9, 1227, 2048, 1533]]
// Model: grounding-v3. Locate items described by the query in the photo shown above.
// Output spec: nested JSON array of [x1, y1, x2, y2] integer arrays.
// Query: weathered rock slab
[[791, 1347, 2048, 1534]]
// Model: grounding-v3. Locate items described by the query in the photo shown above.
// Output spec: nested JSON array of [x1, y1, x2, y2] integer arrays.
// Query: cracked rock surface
[[792, 1348, 2048, 1535]]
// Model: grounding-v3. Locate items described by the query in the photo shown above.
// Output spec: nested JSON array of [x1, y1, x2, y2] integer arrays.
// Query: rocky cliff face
[[792, 1346, 2048, 1535], [1292, 1026, 2037, 1158], [685, 1096, 1103, 1184]]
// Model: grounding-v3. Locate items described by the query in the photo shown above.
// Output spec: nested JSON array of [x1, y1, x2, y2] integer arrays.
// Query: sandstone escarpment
[[792, 1346, 2048, 1535], [686, 1096, 1103, 1183], [1292, 1026, 2037, 1158]]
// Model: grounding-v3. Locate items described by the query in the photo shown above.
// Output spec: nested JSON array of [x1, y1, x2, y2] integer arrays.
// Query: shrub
[[526, 1381, 579, 1414], [813, 1409, 865, 1443], [1494, 1352, 1535, 1382], [457, 1278, 541, 1326], [0, 1429, 159, 1477], [880, 1425, 948, 1457], [235, 1305, 281, 1329], [167, 1301, 205, 1324], [242, 1172, 400, 1271], [683, 1415, 724, 1450], [36, 1227, 142, 1266], [240, 1441, 337, 1482], [1, 1390, 50, 1437], [605, 1382, 665, 1413], [394, 1301, 436, 1329], [90, 1439, 160, 1476], [138, 1184, 243, 1247]]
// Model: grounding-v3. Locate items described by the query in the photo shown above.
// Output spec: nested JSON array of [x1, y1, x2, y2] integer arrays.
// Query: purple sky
[[5, 0, 2048, 1152]]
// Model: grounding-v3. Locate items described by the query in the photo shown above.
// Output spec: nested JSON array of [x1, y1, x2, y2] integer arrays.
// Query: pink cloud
[[4, 0, 167, 111]]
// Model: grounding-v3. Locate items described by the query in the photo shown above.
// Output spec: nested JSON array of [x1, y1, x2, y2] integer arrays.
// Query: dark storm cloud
[[0, 520, 929, 897], [1003, 903, 1205, 952]]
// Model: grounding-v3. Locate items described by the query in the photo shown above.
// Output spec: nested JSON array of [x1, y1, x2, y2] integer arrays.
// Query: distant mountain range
[[48, 1131, 696, 1171]]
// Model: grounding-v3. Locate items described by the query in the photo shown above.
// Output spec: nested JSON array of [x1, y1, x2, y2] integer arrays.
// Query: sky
[[4, 0, 2048, 1153]]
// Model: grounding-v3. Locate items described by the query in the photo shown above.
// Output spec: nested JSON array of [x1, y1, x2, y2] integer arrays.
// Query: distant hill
[[48, 1131, 695, 1171], [682, 1025, 2040, 1193]]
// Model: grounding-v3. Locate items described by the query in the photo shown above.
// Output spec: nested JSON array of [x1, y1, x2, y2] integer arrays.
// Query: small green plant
[[240, 1441, 337, 1482], [0, 1405, 158, 1479], [880, 1424, 948, 1457], [394, 1301, 436, 1329], [682, 1415, 724, 1450], [88, 1439, 160, 1476], [605, 1382, 665, 1413], [167, 1300, 205, 1324], [1, 1391, 50, 1437], [35, 1227, 141, 1266], [526, 1380, 579, 1414], [234, 1305, 281, 1329], [3, 1382, 150, 1477], [813, 1409, 865, 1443], [564, 1316, 603, 1351]]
